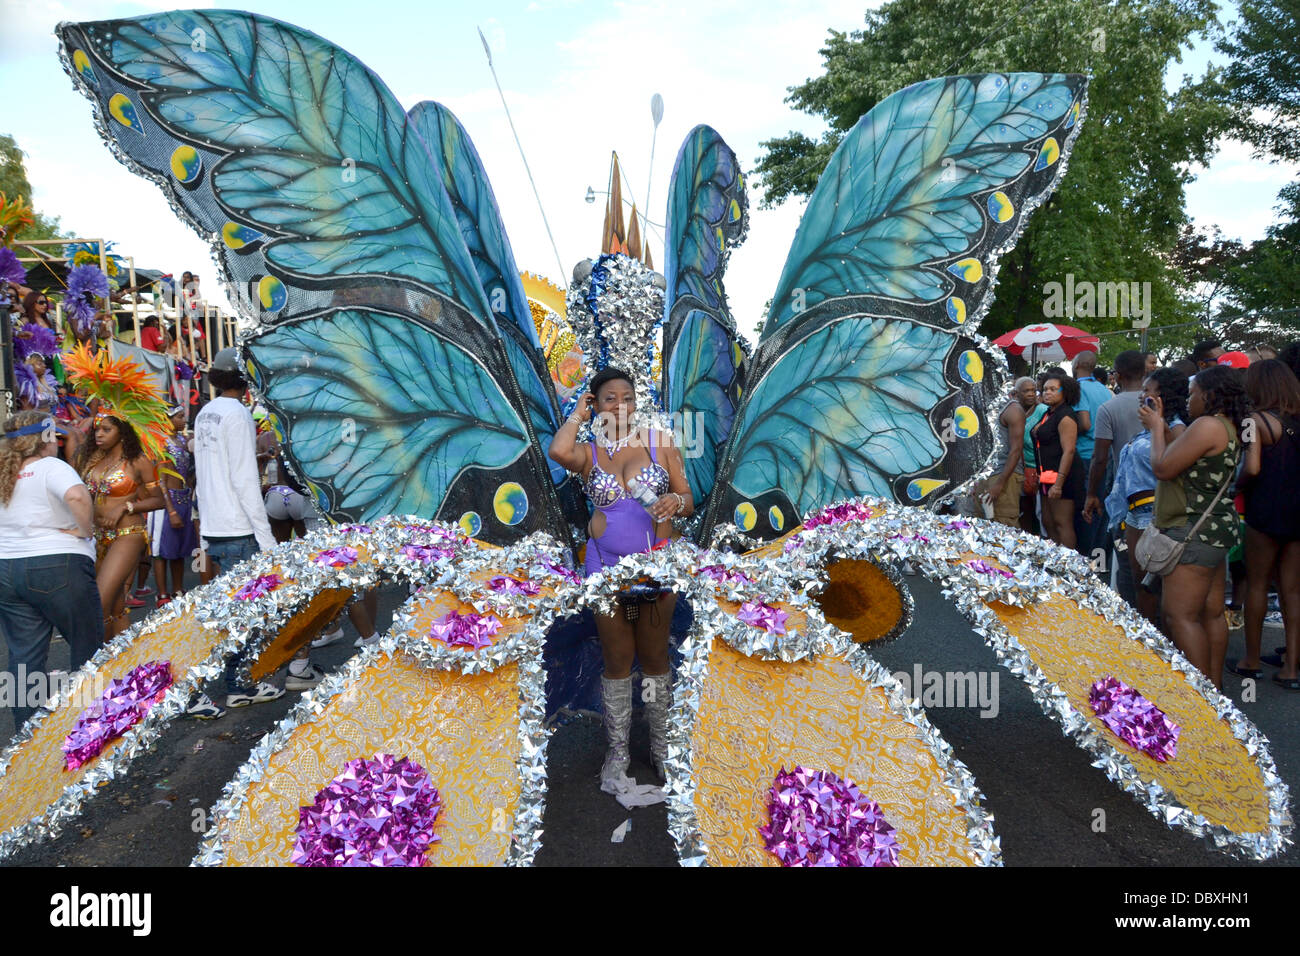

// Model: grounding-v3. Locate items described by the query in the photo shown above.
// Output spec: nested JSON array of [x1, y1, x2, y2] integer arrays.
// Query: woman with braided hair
[[74, 413, 165, 640], [62, 345, 172, 641]]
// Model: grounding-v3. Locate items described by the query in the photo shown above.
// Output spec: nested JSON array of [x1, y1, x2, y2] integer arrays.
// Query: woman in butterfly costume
[[550, 363, 692, 800], [2, 9, 1287, 866]]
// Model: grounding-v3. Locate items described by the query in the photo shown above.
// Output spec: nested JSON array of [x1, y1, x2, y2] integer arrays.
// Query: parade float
[[0, 9, 1288, 866]]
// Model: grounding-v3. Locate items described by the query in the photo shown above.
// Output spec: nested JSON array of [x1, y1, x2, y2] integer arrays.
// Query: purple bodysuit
[[583, 434, 670, 577]]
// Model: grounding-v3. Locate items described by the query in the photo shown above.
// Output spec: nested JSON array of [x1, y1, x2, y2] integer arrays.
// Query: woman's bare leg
[[1276, 542, 1300, 682], [1243, 526, 1281, 671], [1162, 563, 1214, 683], [596, 607, 638, 679], [97, 534, 147, 640]]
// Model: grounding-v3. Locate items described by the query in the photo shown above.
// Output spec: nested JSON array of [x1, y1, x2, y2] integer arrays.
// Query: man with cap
[[189, 347, 285, 715]]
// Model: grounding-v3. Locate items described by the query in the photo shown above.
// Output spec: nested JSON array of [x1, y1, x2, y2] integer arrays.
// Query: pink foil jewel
[[889, 532, 930, 543], [967, 559, 1014, 578], [1088, 677, 1180, 762], [804, 502, 873, 528], [234, 573, 283, 601], [292, 754, 442, 867], [486, 575, 541, 596], [337, 523, 373, 534], [401, 543, 453, 563], [761, 766, 900, 867], [699, 565, 753, 585], [736, 601, 789, 635], [536, 558, 581, 584], [63, 660, 173, 771], [428, 610, 503, 649], [783, 536, 805, 553], [312, 545, 358, 568], [945, 519, 971, 531]]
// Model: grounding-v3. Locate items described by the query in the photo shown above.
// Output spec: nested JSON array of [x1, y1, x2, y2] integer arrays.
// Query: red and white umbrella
[[990, 323, 1100, 364]]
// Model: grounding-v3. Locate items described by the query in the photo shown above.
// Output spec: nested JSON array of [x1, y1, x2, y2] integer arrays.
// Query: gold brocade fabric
[[214, 581, 541, 866], [216, 655, 523, 866], [990, 595, 1270, 832], [691, 637, 978, 867], [0, 610, 220, 831], [5, 551, 358, 832]]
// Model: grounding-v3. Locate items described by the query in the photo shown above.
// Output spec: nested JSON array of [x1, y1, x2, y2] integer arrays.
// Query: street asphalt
[[1, 573, 1296, 868]]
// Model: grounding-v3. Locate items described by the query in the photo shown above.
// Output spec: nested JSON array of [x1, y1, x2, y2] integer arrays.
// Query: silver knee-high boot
[[600, 675, 633, 788], [642, 671, 672, 781]]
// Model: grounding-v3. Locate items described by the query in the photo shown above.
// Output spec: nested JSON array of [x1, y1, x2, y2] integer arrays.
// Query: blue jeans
[[202, 535, 259, 574], [0, 553, 103, 733], [202, 536, 261, 692]]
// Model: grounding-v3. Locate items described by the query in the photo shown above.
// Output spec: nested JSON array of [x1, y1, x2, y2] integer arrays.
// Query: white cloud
[[8, 0, 1291, 342]]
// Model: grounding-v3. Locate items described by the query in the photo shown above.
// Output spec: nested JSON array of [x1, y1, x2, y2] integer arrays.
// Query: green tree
[[1213, 0, 1300, 346], [1217, 0, 1300, 163], [0, 133, 64, 242], [753, 0, 1231, 339]]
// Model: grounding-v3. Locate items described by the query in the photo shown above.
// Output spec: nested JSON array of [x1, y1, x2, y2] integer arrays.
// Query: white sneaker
[[310, 625, 346, 648], [354, 633, 380, 649], [186, 693, 227, 719], [285, 663, 325, 691], [226, 682, 285, 708]]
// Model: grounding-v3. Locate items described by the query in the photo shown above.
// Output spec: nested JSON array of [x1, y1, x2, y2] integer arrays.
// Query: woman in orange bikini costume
[[75, 412, 165, 639]]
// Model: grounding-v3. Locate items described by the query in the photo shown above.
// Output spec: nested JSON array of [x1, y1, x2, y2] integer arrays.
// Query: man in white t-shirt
[[191, 348, 286, 714], [0, 414, 101, 732]]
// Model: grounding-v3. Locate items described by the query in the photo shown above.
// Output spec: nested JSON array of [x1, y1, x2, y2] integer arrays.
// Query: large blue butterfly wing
[[246, 307, 551, 535], [59, 11, 573, 544], [58, 12, 486, 318], [764, 73, 1085, 336], [661, 126, 750, 511], [700, 73, 1085, 542], [406, 100, 580, 507]]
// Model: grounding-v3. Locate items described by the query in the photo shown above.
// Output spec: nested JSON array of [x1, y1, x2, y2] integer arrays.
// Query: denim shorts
[[202, 535, 259, 573], [1162, 524, 1229, 568]]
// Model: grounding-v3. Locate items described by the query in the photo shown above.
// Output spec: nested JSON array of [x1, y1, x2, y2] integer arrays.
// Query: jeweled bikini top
[[584, 435, 669, 510]]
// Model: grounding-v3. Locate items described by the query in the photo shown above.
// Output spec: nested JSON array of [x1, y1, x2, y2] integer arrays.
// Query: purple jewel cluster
[[804, 502, 873, 529], [428, 610, 503, 650], [401, 543, 454, 563], [736, 600, 789, 635], [63, 661, 173, 771], [312, 545, 358, 568], [234, 573, 283, 601], [1088, 676, 1180, 762], [292, 754, 442, 867], [698, 565, 753, 585], [761, 766, 900, 867], [534, 558, 580, 584], [966, 559, 1014, 578], [486, 575, 540, 596]]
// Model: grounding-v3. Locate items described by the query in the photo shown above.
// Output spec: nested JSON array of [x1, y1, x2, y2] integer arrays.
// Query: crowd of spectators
[[982, 338, 1300, 691]]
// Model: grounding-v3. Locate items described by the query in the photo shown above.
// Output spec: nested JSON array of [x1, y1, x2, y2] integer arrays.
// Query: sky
[[1, 0, 1295, 342]]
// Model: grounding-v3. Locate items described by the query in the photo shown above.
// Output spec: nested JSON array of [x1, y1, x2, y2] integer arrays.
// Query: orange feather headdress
[[63, 344, 173, 464]]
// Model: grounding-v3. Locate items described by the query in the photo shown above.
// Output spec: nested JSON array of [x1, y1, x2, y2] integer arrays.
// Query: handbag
[[1135, 468, 1235, 576], [1023, 466, 1040, 494]]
